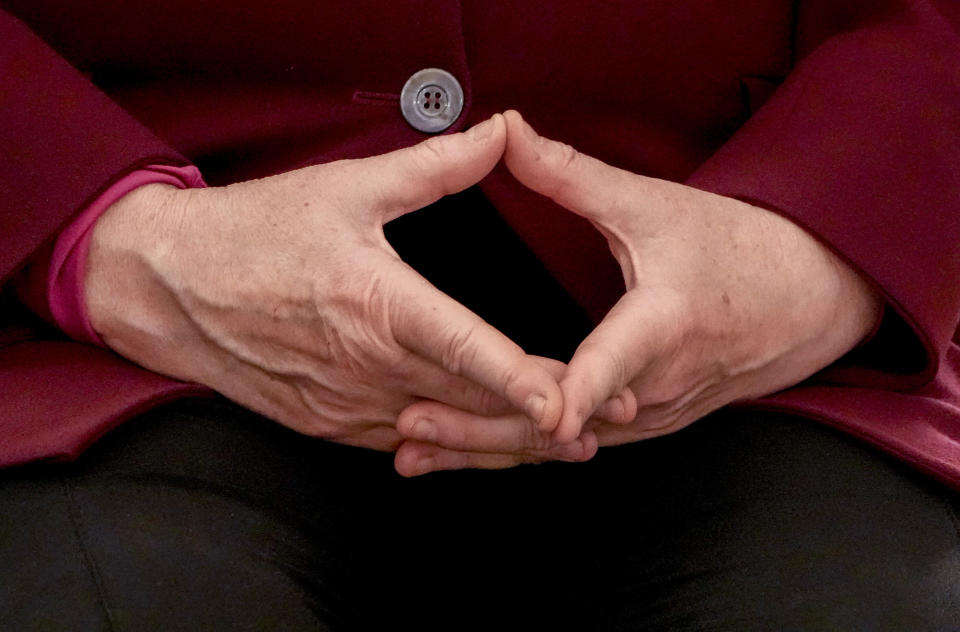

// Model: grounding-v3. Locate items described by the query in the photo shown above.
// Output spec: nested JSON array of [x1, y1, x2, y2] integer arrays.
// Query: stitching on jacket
[[61, 478, 119, 632], [454, 0, 473, 115], [352, 90, 399, 106]]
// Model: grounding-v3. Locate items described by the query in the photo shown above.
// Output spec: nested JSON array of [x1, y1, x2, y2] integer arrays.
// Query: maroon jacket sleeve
[[687, 0, 960, 388], [0, 8, 190, 287], [0, 9, 209, 465]]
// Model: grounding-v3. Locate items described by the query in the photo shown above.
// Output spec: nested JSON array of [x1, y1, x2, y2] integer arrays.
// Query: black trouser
[[3, 189, 959, 630], [3, 400, 960, 631]]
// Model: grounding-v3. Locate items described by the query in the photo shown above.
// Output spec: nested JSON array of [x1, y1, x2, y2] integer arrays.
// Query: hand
[[393, 357, 635, 476], [395, 109, 882, 473], [85, 114, 563, 451]]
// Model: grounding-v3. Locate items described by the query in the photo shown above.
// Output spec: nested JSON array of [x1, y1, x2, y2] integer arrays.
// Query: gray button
[[400, 68, 464, 133]]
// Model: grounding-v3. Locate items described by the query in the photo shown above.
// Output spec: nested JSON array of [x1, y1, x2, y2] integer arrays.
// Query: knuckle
[[473, 385, 503, 416], [521, 421, 552, 452], [541, 142, 580, 199], [411, 137, 449, 184], [397, 137, 450, 201], [554, 142, 580, 171], [418, 135, 448, 162], [440, 324, 479, 376], [381, 346, 417, 384], [498, 361, 525, 404]]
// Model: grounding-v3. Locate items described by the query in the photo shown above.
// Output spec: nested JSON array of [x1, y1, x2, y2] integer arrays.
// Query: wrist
[[830, 251, 885, 348], [85, 182, 192, 350]]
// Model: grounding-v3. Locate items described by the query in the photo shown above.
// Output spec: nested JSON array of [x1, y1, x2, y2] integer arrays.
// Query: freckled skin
[[395, 111, 882, 473], [85, 114, 567, 459]]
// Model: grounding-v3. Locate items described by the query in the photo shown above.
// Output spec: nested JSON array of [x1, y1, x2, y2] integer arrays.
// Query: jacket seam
[[61, 478, 119, 632]]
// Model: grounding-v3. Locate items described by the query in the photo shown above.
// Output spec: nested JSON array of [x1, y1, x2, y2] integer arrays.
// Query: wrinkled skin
[[394, 110, 882, 475], [86, 114, 593, 457]]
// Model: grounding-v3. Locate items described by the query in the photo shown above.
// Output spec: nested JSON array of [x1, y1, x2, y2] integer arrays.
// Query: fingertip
[[393, 443, 421, 477], [593, 396, 621, 423], [395, 407, 418, 437], [492, 113, 507, 148], [502, 109, 524, 130], [395, 400, 436, 437], [619, 387, 639, 423], [555, 373, 597, 443], [511, 356, 563, 432], [552, 409, 585, 445], [531, 389, 563, 433], [551, 432, 597, 463], [503, 110, 538, 154], [394, 442, 439, 477], [544, 374, 567, 432], [595, 388, 638, 425], [465, 113, 507, 150], [579, 431, 599, 461]]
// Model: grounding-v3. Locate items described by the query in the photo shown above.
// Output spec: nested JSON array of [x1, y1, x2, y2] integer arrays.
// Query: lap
[[2, 398, 958, 631], [581, 408, 960, 631]]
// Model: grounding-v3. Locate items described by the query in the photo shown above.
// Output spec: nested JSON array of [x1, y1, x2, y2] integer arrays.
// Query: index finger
[[391, 267, 563, 431], [555, 289, 677, 442]]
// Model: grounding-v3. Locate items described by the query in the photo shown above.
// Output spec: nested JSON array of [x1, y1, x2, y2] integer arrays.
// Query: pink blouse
[[37, 165, 205, 344]]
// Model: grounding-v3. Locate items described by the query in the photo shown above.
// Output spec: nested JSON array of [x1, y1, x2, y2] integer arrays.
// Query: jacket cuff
[[0, 10, 190, 285], [50, 165, 207, 345], [686, 16, 960, 388], [10, 166, 207, 345]]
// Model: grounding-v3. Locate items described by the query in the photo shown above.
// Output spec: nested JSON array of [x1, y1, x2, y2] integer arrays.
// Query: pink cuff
[[49, 165, 206, 346]]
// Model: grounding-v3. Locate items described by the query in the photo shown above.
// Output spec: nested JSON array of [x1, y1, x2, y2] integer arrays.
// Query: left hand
[[395, 110, 882, 475]]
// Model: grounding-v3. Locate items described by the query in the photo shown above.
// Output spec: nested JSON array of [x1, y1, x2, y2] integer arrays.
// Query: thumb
[[358, 114, 507, 223], [502, 109, 638, 229]]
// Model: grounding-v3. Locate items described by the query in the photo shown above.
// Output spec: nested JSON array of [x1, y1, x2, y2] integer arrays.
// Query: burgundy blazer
[[3, 1, 959, 486]]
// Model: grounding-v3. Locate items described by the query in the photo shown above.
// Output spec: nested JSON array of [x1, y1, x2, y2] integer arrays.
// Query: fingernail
[[525, 394, 547, 424], [410, 418, 437, 442], [466, 117, 496, 141]]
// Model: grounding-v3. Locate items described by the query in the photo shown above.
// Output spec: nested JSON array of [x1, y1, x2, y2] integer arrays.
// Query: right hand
[[84, 114, 566, 452]]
